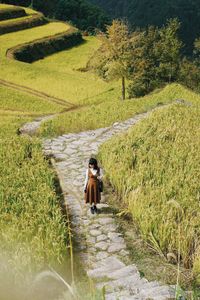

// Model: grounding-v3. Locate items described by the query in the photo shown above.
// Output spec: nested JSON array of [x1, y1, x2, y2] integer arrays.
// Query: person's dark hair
[[88, 157, 98, 170]]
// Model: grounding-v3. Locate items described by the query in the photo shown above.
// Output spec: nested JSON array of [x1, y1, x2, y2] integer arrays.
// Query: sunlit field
[[38, 83, 200, 137], [0, 9, 118, 105], [98, 102, 200, 279]]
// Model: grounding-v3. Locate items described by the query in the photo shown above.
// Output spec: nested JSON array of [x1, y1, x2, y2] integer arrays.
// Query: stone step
[[97, 273, 148, 293], [87, 256, 125, 278], [101, 264, 139, 280]]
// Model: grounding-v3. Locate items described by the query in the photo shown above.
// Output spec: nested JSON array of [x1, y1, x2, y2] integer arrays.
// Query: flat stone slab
[[90, 229, 102, 236], [87, 257, 125, 278], [95, 241, 109, 251], [97, 234, 108, 242], [98, 217, 114, 225], [108, 242, 126, 253], [96, 251, 109, 260]]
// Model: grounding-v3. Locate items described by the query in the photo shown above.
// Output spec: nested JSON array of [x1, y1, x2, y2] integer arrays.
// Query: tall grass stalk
[[98, 103, 200, 278]]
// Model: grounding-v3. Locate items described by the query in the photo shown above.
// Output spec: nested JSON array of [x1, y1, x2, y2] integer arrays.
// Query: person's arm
[[84, 168, 89, 191], [97, 168, 104, 180]]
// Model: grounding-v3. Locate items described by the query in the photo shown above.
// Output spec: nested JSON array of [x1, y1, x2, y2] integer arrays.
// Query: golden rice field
[[0, 4, 118, 106], [0, 85, 66, 115], [0, 5, 106, 295], [0, 86, 68, 286], [98, 103, 200, 281], [1, 3, 200, 294], [0, 135, 67, 271], [38, 83, 200, 137], [0, 3, 36, 14]]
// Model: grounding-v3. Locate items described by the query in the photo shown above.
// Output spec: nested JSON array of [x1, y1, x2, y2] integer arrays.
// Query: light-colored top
[[84, 167, 103, 190]]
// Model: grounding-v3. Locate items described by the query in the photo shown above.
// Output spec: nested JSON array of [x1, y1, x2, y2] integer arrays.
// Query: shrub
[[7, 29, 83, 63], [0, 13, 47, 35], [0, 6, 26, 21]]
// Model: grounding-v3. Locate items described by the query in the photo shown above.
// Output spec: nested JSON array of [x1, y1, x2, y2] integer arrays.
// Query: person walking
[[84, 157, 103, 214]]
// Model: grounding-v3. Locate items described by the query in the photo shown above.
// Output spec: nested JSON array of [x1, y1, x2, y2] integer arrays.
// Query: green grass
[[38, 83, 200, 137], [0, 85, 66, 114], [0, 3, 38, 15], [0, 7, 117, 105], [32, 36, 118, 105], [0, 84, 68, 279], [0, 136, 66, 275], [98, 102, 200, 280], [0, 14, 34, 25], [1, 3, 200, 290]]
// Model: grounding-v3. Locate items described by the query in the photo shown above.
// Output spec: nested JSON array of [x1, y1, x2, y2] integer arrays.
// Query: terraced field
[[1, 3, 200, 298], [0, 4, 118, 106]]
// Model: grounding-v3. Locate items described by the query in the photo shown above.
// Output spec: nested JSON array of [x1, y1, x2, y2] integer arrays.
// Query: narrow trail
[[0, 78, 83, 135], [18, 103, 82, 135], [0, 78, 76, 107], [42, 105, 176, 300]]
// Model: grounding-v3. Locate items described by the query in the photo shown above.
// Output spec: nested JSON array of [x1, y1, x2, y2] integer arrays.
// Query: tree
[[55, 0, 110, 33], [89, 20, 132, 100], [89, 0, 200, 55], [178, 57, 200, 91], [128, 19, 182, 97], [156, 19, 182, 83]]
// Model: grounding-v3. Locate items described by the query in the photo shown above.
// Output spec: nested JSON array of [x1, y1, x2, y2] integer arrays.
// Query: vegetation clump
[[7, 27, 83, 63], [0, 11, 47, 35], [0, 6, 26, 20]]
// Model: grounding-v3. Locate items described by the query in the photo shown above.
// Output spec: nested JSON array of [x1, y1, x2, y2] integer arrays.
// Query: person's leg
[[90, 201, 95, 214], [93, 200, 98, 213]]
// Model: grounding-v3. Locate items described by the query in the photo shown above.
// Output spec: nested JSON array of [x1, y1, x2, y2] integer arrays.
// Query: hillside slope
[[89, 0, 200, 54], [98, 101, 200, 280]]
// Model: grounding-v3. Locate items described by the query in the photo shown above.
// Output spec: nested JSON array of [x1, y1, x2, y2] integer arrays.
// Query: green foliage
[[128, 19, 182, 97], [1, 0, 110, 32], [9, 29, 83, 63], [88, 20, 132, 100], [178, 58, 200, 92], [55, 0, 110, 33], [98, 103, 200, 276], [89, 0, 200, 54]]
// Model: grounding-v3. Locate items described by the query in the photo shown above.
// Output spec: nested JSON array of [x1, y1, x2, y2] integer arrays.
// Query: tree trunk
[[122, 76, 125, 100]]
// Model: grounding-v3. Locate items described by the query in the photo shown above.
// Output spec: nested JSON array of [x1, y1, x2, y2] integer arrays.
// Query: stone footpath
[[20, 114, 56, 135], [42, 109, 175, 300]]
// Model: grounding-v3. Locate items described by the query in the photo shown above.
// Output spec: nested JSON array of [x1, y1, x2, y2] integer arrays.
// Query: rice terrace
[[0, 1, 200, 299]]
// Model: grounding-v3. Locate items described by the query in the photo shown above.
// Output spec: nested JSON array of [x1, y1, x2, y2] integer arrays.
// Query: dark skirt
[[84, 178, 101, 205]]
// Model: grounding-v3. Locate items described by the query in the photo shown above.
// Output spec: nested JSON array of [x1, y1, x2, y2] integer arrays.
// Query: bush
[[178, 58, 200, 92], [0, 6, 26, 21], [0, 13, 47, 35], [7, 29, 83, 63]]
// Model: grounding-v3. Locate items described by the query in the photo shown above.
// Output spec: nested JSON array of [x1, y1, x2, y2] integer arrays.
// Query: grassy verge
[[0, 86, 68, 281], [98, 102, 200, 285], [38, 83, 200, 137], [0, 84, 66, 114], [0, 136, 67, 273]]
